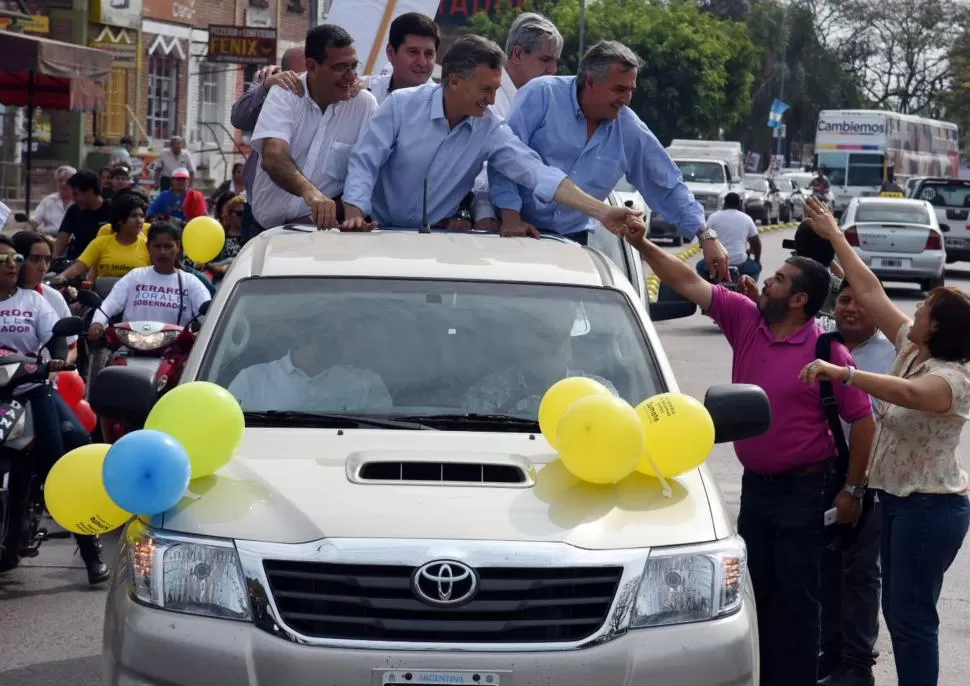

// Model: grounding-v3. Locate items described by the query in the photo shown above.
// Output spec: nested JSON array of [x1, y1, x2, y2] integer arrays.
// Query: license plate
[[880, 259, 902, 268], [382, 672, 500, 685], [946, 237, 966, 248]]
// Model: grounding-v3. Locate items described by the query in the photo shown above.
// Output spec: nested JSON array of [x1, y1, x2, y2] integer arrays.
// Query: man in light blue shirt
[[342, 35, 642, 238], [489, 40, 729, 279]]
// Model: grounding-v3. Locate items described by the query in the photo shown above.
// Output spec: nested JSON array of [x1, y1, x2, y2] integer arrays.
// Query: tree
[[725, 0, 866, 161], [803, 0, 965, 114], [938, 29, 970, 146], [467, 0, 760, 145]]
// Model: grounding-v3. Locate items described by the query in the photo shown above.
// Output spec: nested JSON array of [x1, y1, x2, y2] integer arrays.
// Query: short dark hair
[[723, 192, 742, 210], [389, 12, 440, 51], [793, 221, 835, 265], [924, 288, 970, 362], [441, 35, 506, 83], [147, 220, 182, 246], [305, 24, 353, 64], [785, 255, 832, 318], [231, 162, 244, 175], [121, 136, 134, 146], [68, 170, 100, 194], [99, 167, 111, 175], [12, 230, 48, 259], [0, 235, 15, 251], [110, 165, 130, 178], [109, 192, 148, 232]]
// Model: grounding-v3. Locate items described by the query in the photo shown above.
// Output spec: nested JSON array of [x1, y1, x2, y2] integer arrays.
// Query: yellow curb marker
[[645, 221, 799, 302]]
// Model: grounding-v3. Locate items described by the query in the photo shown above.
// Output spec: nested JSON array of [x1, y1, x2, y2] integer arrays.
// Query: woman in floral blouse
[[800, 197, 970, 686]]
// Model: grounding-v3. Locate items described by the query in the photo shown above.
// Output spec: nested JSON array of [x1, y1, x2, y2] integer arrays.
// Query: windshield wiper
[[243, 411, 435, 430], [388, 413, 540, 432]]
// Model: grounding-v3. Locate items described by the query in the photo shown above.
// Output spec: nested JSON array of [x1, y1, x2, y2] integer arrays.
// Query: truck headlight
[[126, 521, 252, 621], [629, 536, 746, 628]]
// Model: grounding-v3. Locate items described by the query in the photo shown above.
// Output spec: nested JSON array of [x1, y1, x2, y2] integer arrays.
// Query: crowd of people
[[9, 8, 970, 686]]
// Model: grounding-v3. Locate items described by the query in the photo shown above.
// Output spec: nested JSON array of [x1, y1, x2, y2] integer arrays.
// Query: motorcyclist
[[12, 232, 77, 364], [51, 192, 150, 285], [0, 236, 108, 584], [88, 221, 211, 342], [879, 169, 905, 196], [811, 169, 832, 196]]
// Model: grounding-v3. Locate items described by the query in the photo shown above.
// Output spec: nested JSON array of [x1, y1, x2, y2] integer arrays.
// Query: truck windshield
[[816, 152, 848, 186], [198, 277, 665, 421], [846, 153, 885, 187], [675, 161, 725, 184]]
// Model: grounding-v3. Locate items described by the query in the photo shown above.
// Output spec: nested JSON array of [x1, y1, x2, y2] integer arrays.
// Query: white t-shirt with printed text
[[0, 288, 59, 356], [92, 267, 212, 327]]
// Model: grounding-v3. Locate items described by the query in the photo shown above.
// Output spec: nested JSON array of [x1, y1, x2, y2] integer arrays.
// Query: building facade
[[88, 0, 312, 189]]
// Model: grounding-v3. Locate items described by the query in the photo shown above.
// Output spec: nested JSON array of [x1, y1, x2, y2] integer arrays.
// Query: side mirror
[[51, 316, 85, 338], [76, 289, 103, 309], [14, 213, 28, 223], [704, 383, 771, 443], [88, 366, 158, 426], [648, 281, 697, 321]]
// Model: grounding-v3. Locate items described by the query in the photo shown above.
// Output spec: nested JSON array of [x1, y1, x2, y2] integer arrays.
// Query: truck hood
[[158, 428, 716, 550], [684, 182, 727, 194]]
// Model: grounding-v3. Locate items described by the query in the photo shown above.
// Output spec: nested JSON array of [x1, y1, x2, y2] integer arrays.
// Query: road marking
[[646, 222, 799, 302]]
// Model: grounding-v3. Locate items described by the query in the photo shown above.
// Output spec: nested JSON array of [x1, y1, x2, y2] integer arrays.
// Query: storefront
[[89, 0, 142, 144]]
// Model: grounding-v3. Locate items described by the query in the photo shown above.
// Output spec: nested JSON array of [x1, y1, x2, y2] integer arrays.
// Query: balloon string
[[643, 451, 673, 498]]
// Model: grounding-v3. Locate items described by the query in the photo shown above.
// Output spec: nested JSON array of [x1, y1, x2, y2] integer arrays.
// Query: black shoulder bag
[[817, 331, 874, 551]]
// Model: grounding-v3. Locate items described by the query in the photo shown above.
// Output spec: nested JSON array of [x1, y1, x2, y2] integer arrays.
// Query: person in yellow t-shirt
[[53, 193, 151, 284]]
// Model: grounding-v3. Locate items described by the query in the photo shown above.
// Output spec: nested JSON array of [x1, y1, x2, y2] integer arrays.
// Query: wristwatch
[[697, 228, 718, 242], [842, 483, 866, 499], [844, 365, 857, 386]]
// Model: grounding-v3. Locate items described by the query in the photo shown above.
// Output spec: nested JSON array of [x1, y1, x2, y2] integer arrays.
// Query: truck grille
[[263, 560, 623, 643]]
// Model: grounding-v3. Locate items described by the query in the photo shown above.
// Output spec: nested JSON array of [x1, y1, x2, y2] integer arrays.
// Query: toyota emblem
[[412, 560, 479, 607]]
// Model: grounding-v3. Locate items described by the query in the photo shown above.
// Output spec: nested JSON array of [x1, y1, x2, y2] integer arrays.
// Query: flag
[[767, 99, 789, 129]]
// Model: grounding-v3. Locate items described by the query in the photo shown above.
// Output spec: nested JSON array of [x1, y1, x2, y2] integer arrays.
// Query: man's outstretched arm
[[624, 223, 713, 311]]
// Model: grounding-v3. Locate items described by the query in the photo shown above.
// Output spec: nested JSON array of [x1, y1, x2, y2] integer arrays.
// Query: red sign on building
[[436, 0, 526, 26]]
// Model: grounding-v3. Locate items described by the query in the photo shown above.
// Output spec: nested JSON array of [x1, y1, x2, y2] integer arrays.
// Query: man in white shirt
[[28, 165, 76, 236], [472, 12, 563, 229], [696, 192, 761, 281], [154, 136, 195, 191], [361, 12, 438, 105], [251, 24, 377, 229]]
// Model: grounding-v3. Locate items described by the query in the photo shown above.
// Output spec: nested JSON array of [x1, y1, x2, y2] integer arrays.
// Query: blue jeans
[[22, 384, 90, 479], [696, 256, 762, 282], [879, 490, 970, 685], [737, 465, 836, 686]]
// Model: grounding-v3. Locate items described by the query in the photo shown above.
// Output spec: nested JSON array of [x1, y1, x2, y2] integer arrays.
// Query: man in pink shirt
[[626, 223, 876, 686]]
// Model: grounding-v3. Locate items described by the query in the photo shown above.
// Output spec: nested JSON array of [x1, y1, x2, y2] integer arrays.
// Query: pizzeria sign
[[207, 25, 277, 66]]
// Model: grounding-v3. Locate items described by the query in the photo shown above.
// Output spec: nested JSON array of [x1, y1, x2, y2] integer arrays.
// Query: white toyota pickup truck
[[90, 223, 770, 686]]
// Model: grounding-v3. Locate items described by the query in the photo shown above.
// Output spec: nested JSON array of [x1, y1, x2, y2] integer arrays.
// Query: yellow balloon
[[538, 376, 611, 449], [145, 381, 245, 478], [556, 394, 643, 484], [182, 216, 226, 263], [44, 444, 132, 535], [635, 393, 715, 478]]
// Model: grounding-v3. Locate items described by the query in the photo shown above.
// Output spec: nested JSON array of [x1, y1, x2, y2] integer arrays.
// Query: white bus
[[814, 109, 960, 214]]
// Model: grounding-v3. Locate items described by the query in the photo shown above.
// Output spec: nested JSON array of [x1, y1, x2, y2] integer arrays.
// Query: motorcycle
[[790, 187, 806, 221], [75, 289, 208, 443], [0, 316, 86, 572]]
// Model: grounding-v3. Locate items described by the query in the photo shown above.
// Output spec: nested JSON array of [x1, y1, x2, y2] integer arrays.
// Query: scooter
[[0, 316, 86, 572], [75, 290, 207, 443]]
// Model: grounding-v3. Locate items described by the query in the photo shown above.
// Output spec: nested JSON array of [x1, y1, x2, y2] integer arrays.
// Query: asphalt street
[[0, 227, 967, 685]]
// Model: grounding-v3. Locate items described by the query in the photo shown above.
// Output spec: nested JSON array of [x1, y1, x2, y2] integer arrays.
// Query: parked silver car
[[840, 197, 946, 291]]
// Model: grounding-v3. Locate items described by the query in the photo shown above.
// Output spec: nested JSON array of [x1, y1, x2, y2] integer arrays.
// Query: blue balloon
[[102, 429, 192, 516]]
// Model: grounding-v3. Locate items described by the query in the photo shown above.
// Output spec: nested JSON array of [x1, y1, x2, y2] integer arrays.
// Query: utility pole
[[775, 11, 788, 164], [578, 0, 587, 62]]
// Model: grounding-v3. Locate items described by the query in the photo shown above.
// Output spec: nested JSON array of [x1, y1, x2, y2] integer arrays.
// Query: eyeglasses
[[27, 254, 52, 264], [0, 254, 25, 266]]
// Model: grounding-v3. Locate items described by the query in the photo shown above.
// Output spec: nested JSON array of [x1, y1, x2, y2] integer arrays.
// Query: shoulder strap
[[176, 269, 185, 326], [816, 332, 849, 463]]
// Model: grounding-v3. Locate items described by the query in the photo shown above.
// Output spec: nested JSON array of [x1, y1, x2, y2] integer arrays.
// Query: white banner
[[326, 0, 440, 75]]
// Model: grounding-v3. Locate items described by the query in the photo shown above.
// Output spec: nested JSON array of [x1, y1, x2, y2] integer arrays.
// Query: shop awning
[[0, 31, 112, 111]]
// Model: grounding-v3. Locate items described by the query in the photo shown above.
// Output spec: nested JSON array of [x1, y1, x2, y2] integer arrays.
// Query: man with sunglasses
[[250, 24, 376, 229]]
